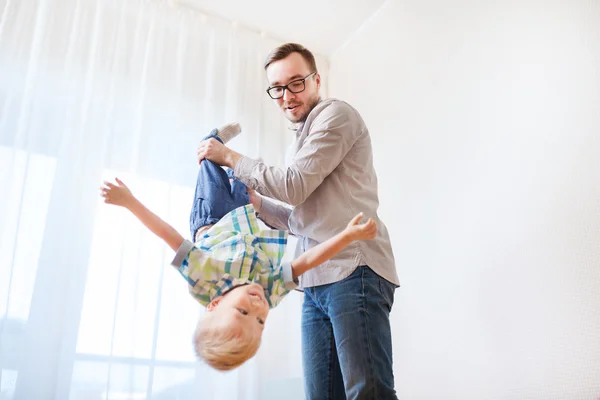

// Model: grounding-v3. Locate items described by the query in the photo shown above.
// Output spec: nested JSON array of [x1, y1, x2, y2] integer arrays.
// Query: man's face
[[266, 52, 321, 123]]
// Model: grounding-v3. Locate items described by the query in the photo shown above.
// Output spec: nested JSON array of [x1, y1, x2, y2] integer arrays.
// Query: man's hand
[[100, 178, 135, 208], [196, 138, 243, 169], [343, 213, 378, 241]]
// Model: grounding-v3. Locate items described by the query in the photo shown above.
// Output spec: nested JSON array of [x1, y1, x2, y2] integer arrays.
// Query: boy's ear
[[206, 296, 222, 311]]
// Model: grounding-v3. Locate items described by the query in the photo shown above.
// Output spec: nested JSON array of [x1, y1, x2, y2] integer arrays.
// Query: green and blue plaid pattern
[[173, 204, 292, 308]]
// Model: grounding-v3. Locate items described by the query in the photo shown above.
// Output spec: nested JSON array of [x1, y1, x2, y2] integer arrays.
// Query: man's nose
[[282, 87, 296, 101]]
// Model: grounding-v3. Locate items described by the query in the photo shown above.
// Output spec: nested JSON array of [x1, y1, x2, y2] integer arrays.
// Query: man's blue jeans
[[189, 130, 249, 239], [302, 266, 397, 400]]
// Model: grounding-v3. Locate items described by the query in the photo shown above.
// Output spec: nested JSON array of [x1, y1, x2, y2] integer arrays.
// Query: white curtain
[[0, 0, 320, 398]]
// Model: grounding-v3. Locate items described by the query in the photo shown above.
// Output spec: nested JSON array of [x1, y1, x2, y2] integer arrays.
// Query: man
[[196, 43, 399, 400]]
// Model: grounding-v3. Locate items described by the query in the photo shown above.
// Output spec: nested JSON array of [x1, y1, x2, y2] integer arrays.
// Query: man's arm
[[249, 189, 292, 231], [197, 101, 361, 206], [290, 213, 377, 280], [101, 178, 185, 252]]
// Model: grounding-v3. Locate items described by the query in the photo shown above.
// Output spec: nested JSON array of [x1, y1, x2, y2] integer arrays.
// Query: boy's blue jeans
[[189, 129, 249, 239], [302, 266, 398, 400]]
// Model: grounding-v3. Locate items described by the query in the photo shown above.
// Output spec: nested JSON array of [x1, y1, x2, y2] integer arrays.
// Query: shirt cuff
[[233, 156, 260, 188], [259, 195, 279, 217], [280, 261, 298, 290], [171, 239, 195, 267]]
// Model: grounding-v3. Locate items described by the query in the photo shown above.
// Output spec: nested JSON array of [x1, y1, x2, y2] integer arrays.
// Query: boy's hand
[[100, 178, 135, 208], [344, 213, 378, 241]]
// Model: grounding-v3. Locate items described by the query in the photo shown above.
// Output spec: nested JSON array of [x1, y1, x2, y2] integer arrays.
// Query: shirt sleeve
[[171, 239, 195, 269], [257, 196, 293, 231], [170, 239, 213, 304], [262, 261, 298, 308], [234, 101, 362, 206]]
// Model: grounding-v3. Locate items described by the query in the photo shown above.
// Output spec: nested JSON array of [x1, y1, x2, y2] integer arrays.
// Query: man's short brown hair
[[264, 43, 318, 72]]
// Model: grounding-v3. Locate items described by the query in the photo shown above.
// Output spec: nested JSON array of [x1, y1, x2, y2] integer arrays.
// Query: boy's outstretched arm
[[290, 213, 377, 280], [100, 178, 185, 252]]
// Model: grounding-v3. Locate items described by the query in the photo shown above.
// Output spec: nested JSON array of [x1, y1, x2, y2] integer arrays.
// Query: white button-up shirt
[[235, 98, 399, 288]]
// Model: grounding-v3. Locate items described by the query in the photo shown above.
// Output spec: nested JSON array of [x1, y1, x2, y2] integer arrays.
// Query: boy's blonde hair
[[194, 314, 261, 371]]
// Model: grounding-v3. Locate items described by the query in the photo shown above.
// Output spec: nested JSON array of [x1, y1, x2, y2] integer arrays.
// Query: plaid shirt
[[171, 204, 297, 308]]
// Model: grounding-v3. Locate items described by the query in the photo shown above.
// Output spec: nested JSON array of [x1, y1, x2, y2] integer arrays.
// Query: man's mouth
[[286, 104, 300, 112]]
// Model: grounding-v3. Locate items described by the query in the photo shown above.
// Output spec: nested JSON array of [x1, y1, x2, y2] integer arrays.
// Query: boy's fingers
[[360, 219, 374, 228], [361, 219, 377, 237], [102, 180, 118, 188], [349, 212, 363, 226]]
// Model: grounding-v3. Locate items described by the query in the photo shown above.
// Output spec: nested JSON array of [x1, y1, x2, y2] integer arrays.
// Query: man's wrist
[[253, 194, 263, 213], [227, 151, 243, 169]]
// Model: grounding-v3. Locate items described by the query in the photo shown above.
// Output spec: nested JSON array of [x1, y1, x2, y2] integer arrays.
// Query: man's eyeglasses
[[266, 72, 316, 99]]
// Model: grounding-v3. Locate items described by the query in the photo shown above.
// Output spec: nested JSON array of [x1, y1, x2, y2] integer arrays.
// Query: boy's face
[[207, 283, 270, 334]]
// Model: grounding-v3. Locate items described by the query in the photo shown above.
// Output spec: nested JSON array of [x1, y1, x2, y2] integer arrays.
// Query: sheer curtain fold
[[0, 0, 311, 399]]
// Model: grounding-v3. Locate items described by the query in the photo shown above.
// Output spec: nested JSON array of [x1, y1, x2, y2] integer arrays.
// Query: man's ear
[[206, 296, 222, 311]]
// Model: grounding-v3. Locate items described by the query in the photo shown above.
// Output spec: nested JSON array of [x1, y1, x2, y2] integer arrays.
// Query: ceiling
[[174, 0, 388, 56]]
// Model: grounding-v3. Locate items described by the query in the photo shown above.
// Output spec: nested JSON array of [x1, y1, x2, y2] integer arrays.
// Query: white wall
[[329, 0, 600, 399]]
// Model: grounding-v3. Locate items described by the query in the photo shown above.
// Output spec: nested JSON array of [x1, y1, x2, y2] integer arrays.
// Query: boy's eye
[[237, 309, 248, 315], [257, 318, 264, 325]]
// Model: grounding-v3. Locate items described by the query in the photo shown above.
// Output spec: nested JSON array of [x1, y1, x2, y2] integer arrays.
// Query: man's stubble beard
[[290, 95, 321, 124]]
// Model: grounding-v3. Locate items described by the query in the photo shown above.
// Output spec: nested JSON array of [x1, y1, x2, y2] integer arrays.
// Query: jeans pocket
[[378, 275, 395, 312]]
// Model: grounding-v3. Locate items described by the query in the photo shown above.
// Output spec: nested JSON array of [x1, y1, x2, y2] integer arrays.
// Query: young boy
[[100, 123, 377, 371]]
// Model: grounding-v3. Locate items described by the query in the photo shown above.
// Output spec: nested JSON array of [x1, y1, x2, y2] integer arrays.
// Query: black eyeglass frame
[[266, 72, 317, 99]]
